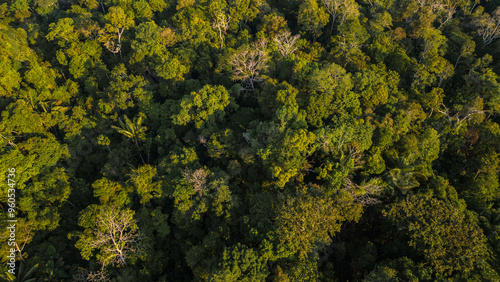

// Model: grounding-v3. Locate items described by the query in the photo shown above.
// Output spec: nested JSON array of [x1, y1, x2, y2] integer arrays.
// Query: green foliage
[[92, 178, 132, 207], [210, 244, 269, 281], [128, 165, 162, 204], [112, 114, 147, 147], [276, 189, 362, 258], [383, 195, 490, 275], [306, 62, 360, 126], [46, 18, 78, 47], [131, 21, 186, 80], [172, 84, 233, 129], [298, 0, 329, 39], [2, 0, 500, 280], [353, 63, 397, 108]]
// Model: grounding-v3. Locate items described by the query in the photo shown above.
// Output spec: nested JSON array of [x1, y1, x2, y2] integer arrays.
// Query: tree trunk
[[99, 0, 106, 13], [454, 54, 462, 69], [219, 28, 224, 49], [330, 13, 336, 33]]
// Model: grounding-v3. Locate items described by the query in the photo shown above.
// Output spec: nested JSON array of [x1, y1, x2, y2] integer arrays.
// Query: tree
[[46, 18, 78, 48], [246, 86, 317, 187], [74, 205, 141, 268], [273, 31, 301, 58], [314, 116, 373, 192], [412, 28, 454, 89], [228, 44, 269, 91], [0, 136, 70, 262], [383, 195, 490, 275], [330, 18, 370, 71], [128, 165, 162, 204], [99, 6, 134, 56], [363, 256, 433, 281], [456, 144, 500, 210], [210, 0, 232, 49], [212, 12, 231, 49], [133, 0, 154, 22], [275, 190, 362, 258], [0, 23, 29, 97], [473, 7, 500, 46], [112, 114, 147, 148], [449, 31, 475, 69], [353, 63, 395, 108], [209, 244, 269, 281], [130, 21, 186, 81], [102, 64, 148, 111], [306, 62, 360, 126], [171, 84, 233, 130], [440, 0, 459, 28], [298, 0, 329, 39], [92, 178, 133, 208], [321, 0, 360, 32]]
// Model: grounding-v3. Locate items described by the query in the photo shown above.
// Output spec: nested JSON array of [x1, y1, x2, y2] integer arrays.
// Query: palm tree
[[1, 261, 38, 282], [385, 168, 428, 194], [112, 115, 146, 148]]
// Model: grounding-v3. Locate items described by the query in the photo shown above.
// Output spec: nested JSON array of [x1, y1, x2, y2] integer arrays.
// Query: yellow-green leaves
[[276, 190, 362, 259], [92, 178, 132, 207], [46, 18, 78, 47], [128, 165, 162, 204], [210, 244, 269, 281], [321, 0, 360, 32], [99, 6, 134, 55], [172, 85, 232, 129], [259, 129, 316, 188], [112, 113, 147, 147]]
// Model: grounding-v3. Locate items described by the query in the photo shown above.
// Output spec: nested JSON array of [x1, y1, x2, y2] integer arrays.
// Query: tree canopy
[[1, 0, 500, 281]]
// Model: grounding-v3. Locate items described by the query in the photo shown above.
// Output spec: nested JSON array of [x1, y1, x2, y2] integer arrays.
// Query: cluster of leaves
[[1, 0, 500, 281]]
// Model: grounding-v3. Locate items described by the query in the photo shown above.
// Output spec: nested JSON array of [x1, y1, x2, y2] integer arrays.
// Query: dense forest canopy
[[1, 0, 500, 280]]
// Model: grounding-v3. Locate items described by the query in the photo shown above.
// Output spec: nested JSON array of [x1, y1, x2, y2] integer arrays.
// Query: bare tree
[[87, 270, 109, 282], [438, 0, 458, 29], [212, 12, 231, 49], [183, 168, 208, 196], [228, 42, 269, 91], [344, 178, 383, 206], [95, 208, 139, 266], [273, 31, 301, 58], [411, 0, 460, 30], [102, 37, 122, 56], [321, 0, 360, 32], [474, 7, 500, 46], [454, 37, 475, 68], [436, 102, 487, 125], [72, 267, 110, 282], [75, 206, 141, 270]]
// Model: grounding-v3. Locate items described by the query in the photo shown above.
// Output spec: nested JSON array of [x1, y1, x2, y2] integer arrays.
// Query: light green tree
[[171, 85, 232, 129], [99, 6, 134, 56]]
